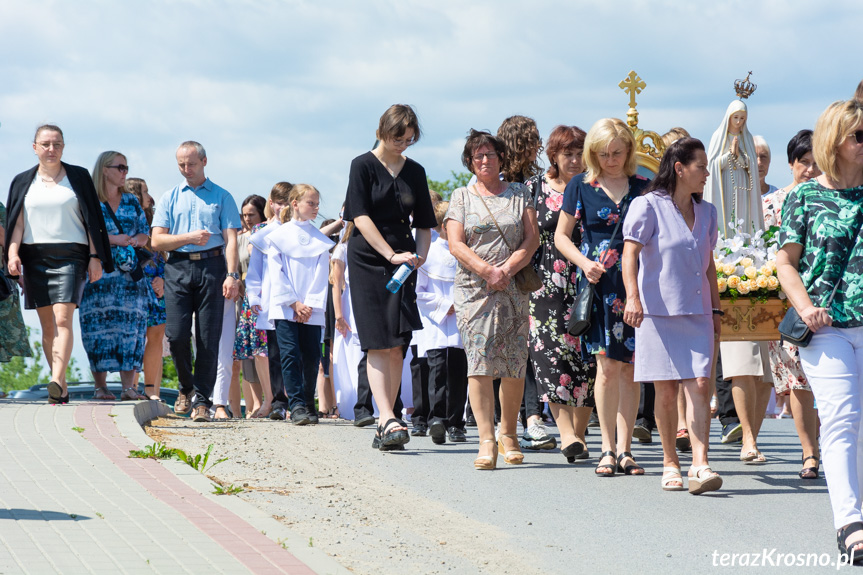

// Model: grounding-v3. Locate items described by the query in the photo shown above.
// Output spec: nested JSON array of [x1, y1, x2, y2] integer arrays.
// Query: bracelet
[[712, 308, 725, 316], [389, 253, 396, 263], [89, 253, 99, 259]]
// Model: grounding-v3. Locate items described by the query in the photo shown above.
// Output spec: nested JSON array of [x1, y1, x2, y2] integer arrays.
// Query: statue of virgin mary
[[704, 100, 763, 238]]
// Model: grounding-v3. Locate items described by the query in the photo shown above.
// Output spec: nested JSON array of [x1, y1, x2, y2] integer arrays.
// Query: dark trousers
[[354, 350, 405, 420], [637, 382, 656, 430], [427, 347, 468, 429], [715, 350, 740, 425], [266, 330, 289, 411], [164, 256, 226, 409], [274, 320, 321, 411], [410, 345, 430, 427]]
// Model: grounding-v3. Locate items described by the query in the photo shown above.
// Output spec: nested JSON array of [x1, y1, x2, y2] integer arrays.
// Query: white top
[[266, 219, 334, 326], [247, 220, 280, 330], [416, 234, 462, 356], [23, 175, 87, 245]]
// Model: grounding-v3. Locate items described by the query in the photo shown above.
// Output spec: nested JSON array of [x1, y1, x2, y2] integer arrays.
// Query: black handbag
[[566, 196, 631, 337], [778, 216, 863, 347]]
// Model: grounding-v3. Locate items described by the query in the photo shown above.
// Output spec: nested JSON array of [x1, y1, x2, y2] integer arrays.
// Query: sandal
[[739, 449, 767, 464], [617, 451, 645, 475], [474, 439, 498, 470], [676, 428, 692, 452], [380, 418, 409, 449], [497, 434, 524, 465], [120, 388, 147, 401], [688, 465, 722, 494], [595, 450, 616, 477], [93, 387, 116, 401], [838, 522, 863, 563], [213, 405, 231, 420], [800, 454, 820, 480], [661, 466, 686, 491], [143, 385, 161, 402]]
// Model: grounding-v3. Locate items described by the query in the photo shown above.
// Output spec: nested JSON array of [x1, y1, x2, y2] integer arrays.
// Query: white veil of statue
[[704, 99, 763, 238]]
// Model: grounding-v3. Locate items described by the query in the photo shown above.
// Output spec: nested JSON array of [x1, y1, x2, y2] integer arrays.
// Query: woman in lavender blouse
[[621, 138, 723, 495]]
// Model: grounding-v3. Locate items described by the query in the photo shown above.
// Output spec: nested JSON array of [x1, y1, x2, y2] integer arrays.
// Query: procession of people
[[5, 84, 863, 560]]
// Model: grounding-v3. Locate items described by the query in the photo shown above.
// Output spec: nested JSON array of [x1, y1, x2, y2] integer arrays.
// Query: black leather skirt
[[19, 243, 89, 309]]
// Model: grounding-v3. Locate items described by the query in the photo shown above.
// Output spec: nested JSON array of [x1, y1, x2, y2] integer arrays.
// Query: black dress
[[343, 151, 437, 351]]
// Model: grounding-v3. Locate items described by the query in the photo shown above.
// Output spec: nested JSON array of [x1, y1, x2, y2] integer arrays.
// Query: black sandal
[[380, 418, 409, 449], [838, 522, 863, 563], [800, 454, 820, 480], [617, 451, 645, 475], [374, 421, 407, 451], [595, 450, 616, 477]]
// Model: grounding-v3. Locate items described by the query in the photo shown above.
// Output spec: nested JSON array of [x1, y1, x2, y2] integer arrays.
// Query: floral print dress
[[233, 224, 267, 360], [561, 174, 648, 362], [526, 175, 593, 407]]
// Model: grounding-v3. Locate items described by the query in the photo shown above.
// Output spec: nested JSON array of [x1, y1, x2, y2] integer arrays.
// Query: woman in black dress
[[342, 104, 436, 450]]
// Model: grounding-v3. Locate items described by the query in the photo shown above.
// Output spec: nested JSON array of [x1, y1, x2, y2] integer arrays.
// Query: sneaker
[[720, 422, 743, 444], [632, 422, 653, 444], [290, 405, 311, 425], [519, 423, 556, 450], [447, 427, 467, 442]]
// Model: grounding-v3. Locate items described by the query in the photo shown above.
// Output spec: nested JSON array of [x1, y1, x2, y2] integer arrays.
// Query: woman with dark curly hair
[[497, 115, 543, 184], [525, 125, 595, 462]]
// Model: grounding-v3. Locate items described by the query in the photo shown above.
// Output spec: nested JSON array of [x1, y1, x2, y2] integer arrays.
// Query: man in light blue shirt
[[152, 141, 241, 421]]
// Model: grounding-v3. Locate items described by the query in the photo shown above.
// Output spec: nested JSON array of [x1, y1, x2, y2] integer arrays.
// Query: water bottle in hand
[[386, 254, 416, 293]]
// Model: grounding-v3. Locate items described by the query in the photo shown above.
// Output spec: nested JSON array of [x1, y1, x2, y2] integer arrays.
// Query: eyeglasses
[[392, 137, 416, 147], [106, 164, 129, 173], [36, 142, 64, 151], [472, 152, 498, 162], [850, 130, 863, 145]]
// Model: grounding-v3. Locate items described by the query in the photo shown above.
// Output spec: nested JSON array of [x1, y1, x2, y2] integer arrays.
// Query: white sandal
[[661, 466, 686, 491], [689, 465, 722, 495]]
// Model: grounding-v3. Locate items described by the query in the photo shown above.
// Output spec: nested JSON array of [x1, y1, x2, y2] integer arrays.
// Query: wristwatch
[[227, 272, 240, 280]]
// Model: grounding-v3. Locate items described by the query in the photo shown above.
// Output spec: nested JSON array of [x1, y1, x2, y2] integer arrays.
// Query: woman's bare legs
[[36, 303, 77, 393], [226, 360, 241, 418], [253, 354, 270, 416], [143, 324, 165, 399], [733, 375, 769, 456], [469, 375, 495, 459], [595, 356, 621, 472], [654, 381, 682, 477], [790, 388, 820, 472], [367, 347, 405, 432]]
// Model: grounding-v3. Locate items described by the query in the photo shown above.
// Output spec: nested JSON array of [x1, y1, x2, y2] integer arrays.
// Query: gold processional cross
[[618, 70, 646, 110]]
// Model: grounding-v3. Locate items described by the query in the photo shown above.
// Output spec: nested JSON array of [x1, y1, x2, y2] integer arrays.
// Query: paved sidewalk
[[0, 399, 347, 575]]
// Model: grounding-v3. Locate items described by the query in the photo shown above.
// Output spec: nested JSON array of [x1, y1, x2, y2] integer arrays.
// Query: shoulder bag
[[778, 216, 863, 347], [473, 185, 543, 294], [566, 195, 631, 337]]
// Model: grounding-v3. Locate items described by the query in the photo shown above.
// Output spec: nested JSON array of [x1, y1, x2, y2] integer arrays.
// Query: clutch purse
[[777, 307, 813, 347]]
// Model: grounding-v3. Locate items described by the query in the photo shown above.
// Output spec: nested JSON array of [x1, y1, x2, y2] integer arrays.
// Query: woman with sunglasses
[[79, 151, 150, 401], [776, 99, 863, 561], [5, 125, 113, 404]]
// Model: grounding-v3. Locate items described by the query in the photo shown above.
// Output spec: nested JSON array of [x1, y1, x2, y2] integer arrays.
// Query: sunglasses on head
[[106, 164, 129, 172]]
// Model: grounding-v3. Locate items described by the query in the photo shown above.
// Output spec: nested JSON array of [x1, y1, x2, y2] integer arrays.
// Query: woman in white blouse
[[5, 125, 113, 403]]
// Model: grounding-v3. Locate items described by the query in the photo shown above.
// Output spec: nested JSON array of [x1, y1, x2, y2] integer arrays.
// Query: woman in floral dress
[[555, 118, 649, 477], [526, 125, 594, 463], [763, 129, 821, 479]]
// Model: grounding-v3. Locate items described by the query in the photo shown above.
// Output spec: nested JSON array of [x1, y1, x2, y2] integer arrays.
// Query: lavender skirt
[[634, 314, 713, 382]]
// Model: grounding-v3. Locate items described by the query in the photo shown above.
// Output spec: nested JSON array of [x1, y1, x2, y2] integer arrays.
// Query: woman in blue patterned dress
[[128, 178, 166, 401], [79, 152, 149, 401], [555, 118, 649, 477]]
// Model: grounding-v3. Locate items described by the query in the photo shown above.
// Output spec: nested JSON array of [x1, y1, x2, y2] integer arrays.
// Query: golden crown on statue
[[734, 71, 757, 100], [618, 70, 665, 172]]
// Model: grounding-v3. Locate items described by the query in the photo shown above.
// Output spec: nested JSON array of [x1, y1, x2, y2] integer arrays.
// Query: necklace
[[600, 177, 629, 204], [38, 167, 62, 183], [727, 143, 752, 222]]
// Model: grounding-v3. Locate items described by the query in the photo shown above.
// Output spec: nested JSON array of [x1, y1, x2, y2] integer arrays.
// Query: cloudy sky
[[2, 0, 860, 375]]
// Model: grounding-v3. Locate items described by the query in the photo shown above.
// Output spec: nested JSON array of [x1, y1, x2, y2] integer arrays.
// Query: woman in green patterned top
[[776, 99, 863, 562], [0, 202, 33, 373]]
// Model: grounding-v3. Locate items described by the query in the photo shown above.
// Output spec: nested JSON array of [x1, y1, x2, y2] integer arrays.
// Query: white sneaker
[[520, 423, 556, 450]]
